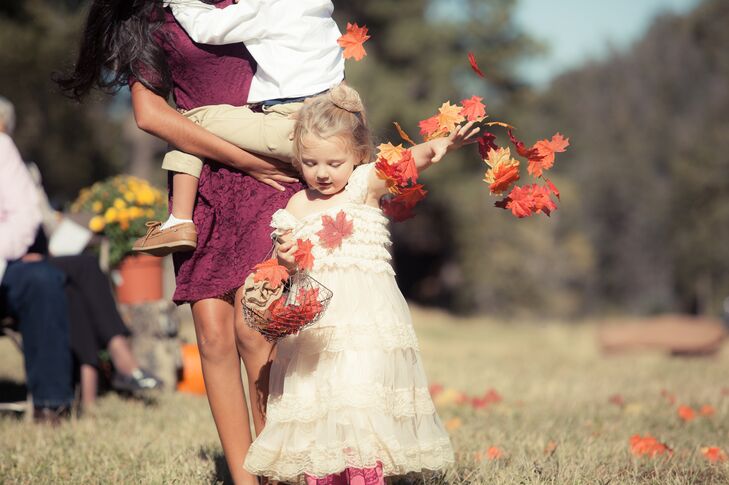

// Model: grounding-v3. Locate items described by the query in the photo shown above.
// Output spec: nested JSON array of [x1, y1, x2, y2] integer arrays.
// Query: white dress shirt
[[0, 132, 41, 282], [167, 0, 345, 104]]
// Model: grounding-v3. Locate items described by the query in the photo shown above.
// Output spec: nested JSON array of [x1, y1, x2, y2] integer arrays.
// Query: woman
[[57, 1, 300, 483]]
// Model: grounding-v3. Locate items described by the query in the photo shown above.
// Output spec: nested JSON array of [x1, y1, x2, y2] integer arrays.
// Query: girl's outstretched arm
[[131, 82, 297, 191], [367, 121, 479, 200]]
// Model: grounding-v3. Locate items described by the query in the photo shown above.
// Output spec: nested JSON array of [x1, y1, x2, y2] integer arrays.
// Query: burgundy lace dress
[[145, 3, 301, 304]]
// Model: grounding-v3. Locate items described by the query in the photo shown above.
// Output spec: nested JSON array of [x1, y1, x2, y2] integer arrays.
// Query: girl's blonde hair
[[292, 83, 375, 168]]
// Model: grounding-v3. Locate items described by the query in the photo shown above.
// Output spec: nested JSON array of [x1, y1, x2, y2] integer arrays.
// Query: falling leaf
[[253, 258, 290, 288], [393, 122, 417, 146], [531, 184, 558, 216], [534, 133, 570, 166], [376, 142, 406, 164], [678, 405, 696, 422], [316, 211, 354, 250], [507, 129, 542, 162], [337, 23, 370, 61], [498, 185, 534, 218], [436, 101, 466, 134], [701, 446, 728, 463], [375, 157, 402, 195], [293, 239, 314, 271], [467, 52, 485, 78], [460, 95, 486, 122], [483, 147, 520, 196]]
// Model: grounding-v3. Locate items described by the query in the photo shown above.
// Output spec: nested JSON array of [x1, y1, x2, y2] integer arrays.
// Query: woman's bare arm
[[130, 82, 298, 190]]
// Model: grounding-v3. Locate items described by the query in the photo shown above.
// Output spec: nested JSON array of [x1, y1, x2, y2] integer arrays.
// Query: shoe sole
[[132, 240, 197, 257]]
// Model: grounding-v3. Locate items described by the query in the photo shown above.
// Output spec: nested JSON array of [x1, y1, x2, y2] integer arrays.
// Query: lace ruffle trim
[[245, 436, 454, 482]]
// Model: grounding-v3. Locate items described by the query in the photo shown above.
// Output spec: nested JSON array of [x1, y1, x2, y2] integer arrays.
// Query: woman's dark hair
[[55, 0, 171, 100]]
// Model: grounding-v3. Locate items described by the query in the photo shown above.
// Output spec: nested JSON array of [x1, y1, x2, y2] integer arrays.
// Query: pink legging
[[305, 462, 384, 485]]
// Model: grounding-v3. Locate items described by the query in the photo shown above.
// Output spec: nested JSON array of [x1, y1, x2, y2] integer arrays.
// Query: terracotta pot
[[177, 344, 206, 395], [115, 254, 163, 304]]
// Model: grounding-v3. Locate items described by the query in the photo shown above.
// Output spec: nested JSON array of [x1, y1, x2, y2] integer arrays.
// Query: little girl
[[132, 0, 344, 255], [243, 84, 477, 483]]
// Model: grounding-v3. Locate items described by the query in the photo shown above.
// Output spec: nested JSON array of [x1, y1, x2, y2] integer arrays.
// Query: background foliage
[[2, 0, 727, 317]]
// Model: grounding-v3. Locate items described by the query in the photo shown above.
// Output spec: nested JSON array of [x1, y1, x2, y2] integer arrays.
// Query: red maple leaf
[[393, 184, 427, 208], [467, 52, 485, 78], [500, 185, 535, 218], [486, 162, 520, 195], [253, 258, 290, 288], [418, 115, 440, 138], [393, 150, 419, 185], [293, 239, 315, 271], [375, 156, 401, 194], [460, 96, 486, 121], [337, 23, 370, 61], [316, 211, 354, 249], [478, 132, 498, 159], [530, 184, 557, 216], [381, 197, 415, 222]]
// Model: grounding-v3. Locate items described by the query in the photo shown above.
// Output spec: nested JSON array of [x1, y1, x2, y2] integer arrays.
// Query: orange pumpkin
[[177, 344, 206, 395]]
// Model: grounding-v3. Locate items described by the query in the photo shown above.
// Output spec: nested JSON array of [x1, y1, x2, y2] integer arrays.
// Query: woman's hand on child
[[430, 121, 480, 163], [242, 154, 299, 191]]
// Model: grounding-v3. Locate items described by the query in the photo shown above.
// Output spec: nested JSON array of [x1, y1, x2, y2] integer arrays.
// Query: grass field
[[1, 308, 727, 484]]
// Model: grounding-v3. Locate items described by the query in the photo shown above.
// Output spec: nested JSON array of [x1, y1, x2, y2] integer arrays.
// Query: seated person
[[0, 95, 73, 424]]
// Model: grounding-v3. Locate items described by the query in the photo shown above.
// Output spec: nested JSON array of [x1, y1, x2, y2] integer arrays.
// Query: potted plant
[[71, 175, 168, 304]]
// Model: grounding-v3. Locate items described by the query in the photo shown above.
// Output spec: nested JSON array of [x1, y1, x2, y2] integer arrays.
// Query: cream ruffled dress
[[244, 163, 454, 482]]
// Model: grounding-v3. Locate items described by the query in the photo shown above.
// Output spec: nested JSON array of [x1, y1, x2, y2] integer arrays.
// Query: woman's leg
[[80, 364, 99, 409], [233, 285, 275, 436], [192, 297, 258, 485]]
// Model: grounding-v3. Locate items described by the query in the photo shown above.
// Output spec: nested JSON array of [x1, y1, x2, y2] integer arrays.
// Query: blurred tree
[[523, 0, 729, 315], [334, 1, 546, 312], [0, 0, 126, 204]]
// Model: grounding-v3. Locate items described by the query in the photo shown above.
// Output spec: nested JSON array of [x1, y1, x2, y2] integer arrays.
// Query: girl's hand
[[431, 121, 480, 163], [243, 155, 299, 192], [275, 235, 297, 272]]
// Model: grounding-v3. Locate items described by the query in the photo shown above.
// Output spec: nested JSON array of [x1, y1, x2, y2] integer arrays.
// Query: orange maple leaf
[[497, 185, 535, 218], [418, 115, 440, 137], [316, 211, 354, 250], [393, 122, 417, 146], [467, 52, 485, 78], [375, 157, 402, 194], [531, 184, 558, 216], [337, 23, 370, 61], [376, 142, 405, 164], [701, 446, 728, 463], [531, 133, 569, 177], [293, 239, 314, 271], [460, 95, 486, 122], [483, 147, 520, 195], [253, 258, 289, 288], [436, 101, 465, 134]]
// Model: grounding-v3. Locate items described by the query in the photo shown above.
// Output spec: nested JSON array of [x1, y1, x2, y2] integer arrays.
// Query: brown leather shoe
[[132, 221, 197, 256]]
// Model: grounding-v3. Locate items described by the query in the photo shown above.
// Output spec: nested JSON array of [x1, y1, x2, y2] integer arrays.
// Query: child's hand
[[274, 232, 299, 272], [431, 121, 480, 163]]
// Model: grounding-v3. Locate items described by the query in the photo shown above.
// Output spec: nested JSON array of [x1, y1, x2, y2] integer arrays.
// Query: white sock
[[160, 214, 193, 230]]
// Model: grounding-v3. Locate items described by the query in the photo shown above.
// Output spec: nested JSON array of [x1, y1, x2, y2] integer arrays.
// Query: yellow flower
[[145, 209, 155, 218], [91, 201, 103, 213], [113, 198, 127, 210], [104, 207, 118, 223], [88, 215, 105, 232], [129, 206, 143, 219], [124, 191, 136, 203]]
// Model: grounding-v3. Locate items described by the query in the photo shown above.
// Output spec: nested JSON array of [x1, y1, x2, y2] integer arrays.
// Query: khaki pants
[[162, 102, 300, 178]]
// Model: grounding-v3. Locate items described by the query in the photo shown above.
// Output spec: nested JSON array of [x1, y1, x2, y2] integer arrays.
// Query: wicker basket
[[242, 271, 333, 342]]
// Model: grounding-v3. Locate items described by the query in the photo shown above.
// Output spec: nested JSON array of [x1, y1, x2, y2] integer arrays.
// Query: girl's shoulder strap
[[344, 163, 375, 204]]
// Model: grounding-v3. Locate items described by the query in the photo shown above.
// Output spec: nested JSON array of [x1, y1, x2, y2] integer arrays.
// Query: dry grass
[[1, 307, 727, 484]]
